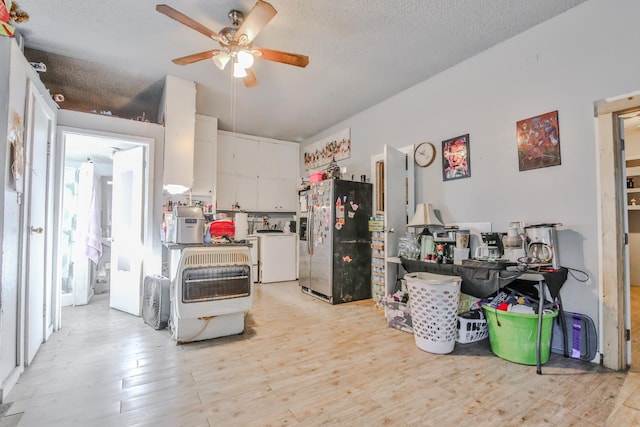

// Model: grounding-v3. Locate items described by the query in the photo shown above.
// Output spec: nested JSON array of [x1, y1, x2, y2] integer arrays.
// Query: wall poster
[[303, 128, 351, 171], [442, 134, 471, 181], [516, 110, 561, 171]]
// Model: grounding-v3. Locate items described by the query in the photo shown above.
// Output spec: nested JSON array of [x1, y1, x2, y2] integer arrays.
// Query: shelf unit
[[371, 213, 385, 306], [626, 161, 640, 209]]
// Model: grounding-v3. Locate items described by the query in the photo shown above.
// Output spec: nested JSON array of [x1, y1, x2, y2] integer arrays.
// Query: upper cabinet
[[159, 76, 196, 193], [216, 131, 299, 212], [191, 114, 218, 197]]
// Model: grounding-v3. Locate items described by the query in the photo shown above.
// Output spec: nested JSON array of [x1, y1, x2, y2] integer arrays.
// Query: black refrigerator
[[299, 178, 372, 304]]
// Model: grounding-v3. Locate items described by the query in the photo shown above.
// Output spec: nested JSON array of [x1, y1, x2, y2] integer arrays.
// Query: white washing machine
[[258, 234, 297, 283]]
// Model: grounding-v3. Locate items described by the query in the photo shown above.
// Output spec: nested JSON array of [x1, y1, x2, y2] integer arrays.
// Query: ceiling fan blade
[[156, 4, 225, 44], [236, 0, 277, 44], [172, 49, 222, 66], [253, 47, 309, 68], [243, 68, 258, 88]]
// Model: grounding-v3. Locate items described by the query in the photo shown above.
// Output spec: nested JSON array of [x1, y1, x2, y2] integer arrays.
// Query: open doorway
[[622, 110, 640, 372], [56, 129, 149, 326], [596, 93, 640, 371]]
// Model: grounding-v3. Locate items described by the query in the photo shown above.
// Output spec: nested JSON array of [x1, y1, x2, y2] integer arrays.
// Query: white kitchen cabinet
[[256, 140, 298, 211], [216, 132, 260, 210], [216, 131, 298, 212], [257, 177, 296, 211], [191, 115, 218, 197], [160, 75, 196, 192]]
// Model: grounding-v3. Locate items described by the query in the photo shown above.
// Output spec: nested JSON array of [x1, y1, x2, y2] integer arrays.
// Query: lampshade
[[212, 52, 230, 70], [407, 203, 443, 227], [233, 61, 247, 78], [237, 50, 254, 68]]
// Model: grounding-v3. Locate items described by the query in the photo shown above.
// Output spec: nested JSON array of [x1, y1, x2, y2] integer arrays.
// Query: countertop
[[249, 232, 296, 238], [162, 242, 252, 249]]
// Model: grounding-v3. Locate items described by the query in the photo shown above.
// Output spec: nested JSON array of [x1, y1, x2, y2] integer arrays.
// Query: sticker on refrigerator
[[349, 201, 359, 211], [348, 211, 355, 219], [336, 205, 345, 219]]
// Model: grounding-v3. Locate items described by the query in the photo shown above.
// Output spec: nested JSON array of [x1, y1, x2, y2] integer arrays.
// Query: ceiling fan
[[156, 1, 309, 88]]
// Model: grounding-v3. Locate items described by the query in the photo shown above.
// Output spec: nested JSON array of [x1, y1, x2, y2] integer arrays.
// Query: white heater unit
[[169, 246, 253, 343]]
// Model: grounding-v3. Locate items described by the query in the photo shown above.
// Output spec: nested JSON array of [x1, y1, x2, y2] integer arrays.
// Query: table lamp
[[407, 203, 443, 228], [407, 203, 443, 261]]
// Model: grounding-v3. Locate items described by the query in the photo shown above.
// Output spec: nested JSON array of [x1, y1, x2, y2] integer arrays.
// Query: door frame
[[595, 92, 640, 370], [53, 127, 153, 330]]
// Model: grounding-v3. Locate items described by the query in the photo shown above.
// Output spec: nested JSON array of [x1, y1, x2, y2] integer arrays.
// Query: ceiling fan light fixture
[[237, 50, 254, 68], [212, 52, 230, 70], [233, 60, 248, 78]]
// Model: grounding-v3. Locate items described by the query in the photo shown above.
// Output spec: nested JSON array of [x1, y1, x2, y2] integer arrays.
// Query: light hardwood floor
[[3, 282, 640, 426]]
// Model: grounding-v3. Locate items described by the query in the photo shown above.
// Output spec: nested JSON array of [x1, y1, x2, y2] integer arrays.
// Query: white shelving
[[626, 162, 640, 209], [371, 214, 385, 306]]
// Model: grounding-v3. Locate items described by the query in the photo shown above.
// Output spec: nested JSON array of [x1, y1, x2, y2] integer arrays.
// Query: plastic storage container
[[483, 305, 558, 365], [404, 272, 462, 354], [309, 172, 326, 183], [384, 300, 413, 333], [456, 312, 488, 344]]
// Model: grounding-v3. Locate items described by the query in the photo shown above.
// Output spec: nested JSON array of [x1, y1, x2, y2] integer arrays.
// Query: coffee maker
[[524, 224, 561, 269], [477, 232, 504, 259], [432, 227, 457, 263]]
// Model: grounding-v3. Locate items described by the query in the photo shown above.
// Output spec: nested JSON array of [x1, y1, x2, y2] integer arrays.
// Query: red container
[[309, 172, 326, 183], [210, 220, 235, 238]]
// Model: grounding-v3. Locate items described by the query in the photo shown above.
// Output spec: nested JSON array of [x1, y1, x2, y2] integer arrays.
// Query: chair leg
[[556, 292, 569, 358]]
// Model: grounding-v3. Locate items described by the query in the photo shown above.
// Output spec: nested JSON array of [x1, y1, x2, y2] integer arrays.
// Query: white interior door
[[24, 83, 54, 365], [110, 146, 145, 316], [383, 145, 410, 294]]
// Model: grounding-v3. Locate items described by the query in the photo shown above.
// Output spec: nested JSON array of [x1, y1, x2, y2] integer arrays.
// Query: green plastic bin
[[483, 305, 558, 365]]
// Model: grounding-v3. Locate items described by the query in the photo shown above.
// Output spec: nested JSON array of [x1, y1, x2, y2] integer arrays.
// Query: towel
[[81, 165, 102, 264]]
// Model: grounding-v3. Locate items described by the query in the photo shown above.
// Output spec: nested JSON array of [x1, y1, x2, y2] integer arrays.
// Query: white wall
[[303, 0, 640, 324], [0, 37, 59, 397], [57, 110, 165, 275], [0, 36, 23, 392]]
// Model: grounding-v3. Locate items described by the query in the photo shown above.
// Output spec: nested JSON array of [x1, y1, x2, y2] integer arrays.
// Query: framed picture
[[516, 110, 561, 171], [442, 134, 471, 181], [303, 128, 351, 171]]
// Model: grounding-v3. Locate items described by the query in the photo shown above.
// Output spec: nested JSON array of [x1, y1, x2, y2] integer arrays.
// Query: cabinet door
[[257, 177, 297, 211], [258, 177, 281, 210], [258, 141, 282, 179], [234, 136, 260, 178], [217, 133, 237, 175], [235, 175, 258, 211], [216, 172, 237, 210], [278, 142, 299, 180], [258, 140, 299, 180]]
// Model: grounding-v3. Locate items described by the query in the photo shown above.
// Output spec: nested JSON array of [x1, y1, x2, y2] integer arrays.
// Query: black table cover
[[400, 258, 568, 299]]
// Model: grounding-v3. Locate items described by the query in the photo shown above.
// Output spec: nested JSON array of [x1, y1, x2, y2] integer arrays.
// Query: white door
[[384, 145, 412, 295], [109, 146, 145, 315], [24, 83, 55, 365]]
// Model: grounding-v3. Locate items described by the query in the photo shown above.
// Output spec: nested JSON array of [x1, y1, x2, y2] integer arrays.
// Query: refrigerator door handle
[[308, 205, 314, 255]]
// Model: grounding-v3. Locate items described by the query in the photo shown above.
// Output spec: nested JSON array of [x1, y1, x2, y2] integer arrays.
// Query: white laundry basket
[[405, 272, 462, 354]]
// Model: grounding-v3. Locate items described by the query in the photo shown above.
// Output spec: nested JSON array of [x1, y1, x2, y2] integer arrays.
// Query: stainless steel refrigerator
[[299, 178, 372, 304]]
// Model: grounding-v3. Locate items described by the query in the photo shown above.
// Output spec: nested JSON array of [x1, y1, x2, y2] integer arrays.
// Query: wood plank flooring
[[3, 281, 638, 426]]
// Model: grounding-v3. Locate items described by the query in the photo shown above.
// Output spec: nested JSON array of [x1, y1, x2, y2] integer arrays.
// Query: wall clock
[[414, 142, 436, 167]]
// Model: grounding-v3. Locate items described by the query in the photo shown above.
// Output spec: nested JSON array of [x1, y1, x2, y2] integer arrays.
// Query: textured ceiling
[[15, 0, 587, 142]]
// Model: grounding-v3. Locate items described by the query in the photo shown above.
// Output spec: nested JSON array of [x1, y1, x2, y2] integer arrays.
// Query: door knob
[[30, 226, 43, 234]]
